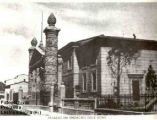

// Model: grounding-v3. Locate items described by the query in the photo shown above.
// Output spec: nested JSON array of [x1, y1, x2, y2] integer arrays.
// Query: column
[[44, 12, 60, 109]]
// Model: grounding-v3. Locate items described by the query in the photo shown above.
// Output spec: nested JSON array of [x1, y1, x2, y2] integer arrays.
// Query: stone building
[[58, 34, 157, 107], [4, 74, 28, 104]]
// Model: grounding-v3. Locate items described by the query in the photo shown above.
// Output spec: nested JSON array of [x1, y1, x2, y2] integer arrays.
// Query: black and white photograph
[[0, 0, 157, 119]]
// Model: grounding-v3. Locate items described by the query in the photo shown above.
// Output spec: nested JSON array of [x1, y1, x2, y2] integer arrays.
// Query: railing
[[96, 94, 134, 109], [96, 93, 157, 111], [60, 92, 157, 114]]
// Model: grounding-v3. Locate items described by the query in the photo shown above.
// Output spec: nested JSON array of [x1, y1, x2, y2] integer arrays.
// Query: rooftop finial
[[133, 33, 136, 39], [47, 13, 56, 26], [31, 37, 38, 47]]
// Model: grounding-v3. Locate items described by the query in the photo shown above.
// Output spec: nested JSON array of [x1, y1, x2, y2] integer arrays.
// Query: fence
[[60, 98, 96, 115], [96, 93, 157, 112], [60, 93, 157, 114]]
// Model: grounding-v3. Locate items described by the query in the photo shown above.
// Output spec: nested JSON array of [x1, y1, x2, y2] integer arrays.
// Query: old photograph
[[0, 1, 157, 118]]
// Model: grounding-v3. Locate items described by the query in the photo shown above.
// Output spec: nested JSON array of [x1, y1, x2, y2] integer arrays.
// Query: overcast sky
[[0, 2, 157, 82]]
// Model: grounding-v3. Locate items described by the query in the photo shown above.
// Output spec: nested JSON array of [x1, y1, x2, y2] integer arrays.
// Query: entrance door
[[132, 80, 140, 101], [13, 93, 18, 104], [41, 91, 50, 106]]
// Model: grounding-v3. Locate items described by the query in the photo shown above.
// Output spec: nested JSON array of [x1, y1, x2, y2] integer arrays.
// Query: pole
[[41, 11, 43, 42], [36, 79, 37, 105]]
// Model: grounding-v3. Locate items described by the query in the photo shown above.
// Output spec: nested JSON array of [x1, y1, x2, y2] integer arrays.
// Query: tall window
[[67, 56, 72, 70], [91, 70, 97, 91], [32, 92, 36, 100], [82, 73, 87, 92]]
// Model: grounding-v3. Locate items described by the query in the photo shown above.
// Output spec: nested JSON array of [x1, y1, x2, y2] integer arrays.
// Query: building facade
[[4, 74, 28, 104], [28, 12, 157, 108], [58, 35, 157, 106], [0, 82, 5, 100]]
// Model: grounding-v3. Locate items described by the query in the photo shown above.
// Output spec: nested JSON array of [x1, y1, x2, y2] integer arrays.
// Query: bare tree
[[107, 40, 139, 106]]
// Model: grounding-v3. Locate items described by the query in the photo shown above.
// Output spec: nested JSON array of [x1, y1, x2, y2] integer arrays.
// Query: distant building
[[4, 74, 28, 104], [0, 82, 5, 100]]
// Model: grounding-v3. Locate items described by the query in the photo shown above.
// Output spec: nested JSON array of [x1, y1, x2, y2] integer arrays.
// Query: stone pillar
[[50, 85, 54, 112], [18, 87, 23, 104], [60, 83, 65, 98], [44, 13, 60, 108], [60, 82, 65, 108]]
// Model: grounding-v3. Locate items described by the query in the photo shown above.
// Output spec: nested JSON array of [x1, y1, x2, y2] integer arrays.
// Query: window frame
[[67, 56, 72, 70], [91, 70, 97, 92], [82, 72, 87, 92]]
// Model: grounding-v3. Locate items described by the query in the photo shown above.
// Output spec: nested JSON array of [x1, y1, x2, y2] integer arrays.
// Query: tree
[[107, 40, 139, 106], [145, 65, 157, 95]]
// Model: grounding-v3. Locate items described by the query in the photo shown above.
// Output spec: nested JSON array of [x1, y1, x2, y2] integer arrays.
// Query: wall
[[28, 69, 41, 105], [78, 50, 101, 98], [100, 47, 157, 98], [62, 48, 79, 98], [100, 47, 114, 95]]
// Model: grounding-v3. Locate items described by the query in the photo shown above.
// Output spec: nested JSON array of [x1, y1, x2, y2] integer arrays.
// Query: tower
[[28, 37, 37, 98], [28, 37, 37, 61], [43, 13, 60, 107]]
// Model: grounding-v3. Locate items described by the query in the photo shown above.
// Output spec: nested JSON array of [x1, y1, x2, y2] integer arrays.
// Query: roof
[[36, 47, 45, 55], [29, 48, 44, 66], [4, 74, 28, 86], [58, 34, 157, 68], [59, 34, 157, 52], [59, 34, 104, 53]]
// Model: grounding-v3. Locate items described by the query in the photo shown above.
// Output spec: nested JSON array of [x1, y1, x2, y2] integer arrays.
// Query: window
[[91, 70, 97, 91], [82, 73, 87, 92], [32, 92, 36, 99], [67, 56, 72, 70]]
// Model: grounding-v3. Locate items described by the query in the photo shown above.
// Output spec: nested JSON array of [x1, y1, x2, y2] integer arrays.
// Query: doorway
[[132, 80, 140, 101]]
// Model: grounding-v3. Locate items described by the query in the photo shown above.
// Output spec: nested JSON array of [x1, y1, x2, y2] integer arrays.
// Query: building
[[0, 82, 5, 100], [28, 12, 157, 109], [58, 34, 157, 107], [4, 74, 28, 104]]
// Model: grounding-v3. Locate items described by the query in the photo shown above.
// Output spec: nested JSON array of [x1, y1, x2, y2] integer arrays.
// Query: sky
[[0, 2, 157, 82]]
